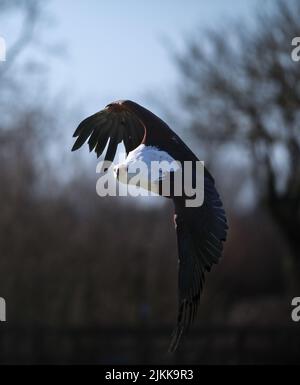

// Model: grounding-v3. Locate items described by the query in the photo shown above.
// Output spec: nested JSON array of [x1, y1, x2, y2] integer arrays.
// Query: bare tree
[[173, 0, 300, 292], [0, 0, 43, 78]]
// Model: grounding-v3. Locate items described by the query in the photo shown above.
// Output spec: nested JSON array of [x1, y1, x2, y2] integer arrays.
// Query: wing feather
[[71, 103, 146, 162], [169, 174, 228, 352]]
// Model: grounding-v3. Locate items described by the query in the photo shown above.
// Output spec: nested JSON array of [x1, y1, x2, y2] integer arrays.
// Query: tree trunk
[[269, 198, 300, 295]]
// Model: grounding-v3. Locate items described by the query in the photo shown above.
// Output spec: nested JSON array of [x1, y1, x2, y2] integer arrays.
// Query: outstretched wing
[[72, 99, 197, 163], [72, 101, 146, 161], [169, 170, 228, 352]]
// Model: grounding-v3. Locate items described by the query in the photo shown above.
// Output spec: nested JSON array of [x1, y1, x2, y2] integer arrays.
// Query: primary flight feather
[[72, 100, 228, 352]]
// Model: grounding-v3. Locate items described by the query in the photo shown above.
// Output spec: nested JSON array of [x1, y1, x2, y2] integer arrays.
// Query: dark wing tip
[[168, 298, 198, 353], [71, 136, 85, 152], [71, 113, 101, 152], [168, 324, 184, 353], [72, 101, 146, 158]]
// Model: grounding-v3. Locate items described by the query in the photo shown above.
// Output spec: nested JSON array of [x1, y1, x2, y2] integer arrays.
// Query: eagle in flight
[[72, 100, 228, 352]]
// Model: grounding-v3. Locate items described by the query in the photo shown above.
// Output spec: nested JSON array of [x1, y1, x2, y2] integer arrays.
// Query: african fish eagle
[[72, 100, 228, 352]]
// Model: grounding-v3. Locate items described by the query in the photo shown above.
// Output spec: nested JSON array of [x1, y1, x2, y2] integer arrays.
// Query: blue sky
[[1, 0, 261, 114], [1, 0, 260, 173], [0, 0, 263, 201], [43, 0, 259, 114]]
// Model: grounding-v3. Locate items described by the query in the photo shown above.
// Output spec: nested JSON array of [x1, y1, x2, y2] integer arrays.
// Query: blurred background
[[0, 0, 300, 364]]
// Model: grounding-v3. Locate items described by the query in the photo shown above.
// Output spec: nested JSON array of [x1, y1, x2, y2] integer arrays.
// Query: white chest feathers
[[114, 144, 181, 194]]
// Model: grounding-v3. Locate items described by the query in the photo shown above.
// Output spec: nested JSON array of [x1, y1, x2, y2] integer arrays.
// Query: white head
[[113, 144, 181, 193]]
